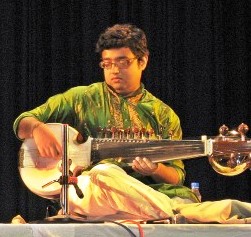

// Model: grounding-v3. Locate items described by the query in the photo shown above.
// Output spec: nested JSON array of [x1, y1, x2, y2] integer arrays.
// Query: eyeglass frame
[[99, 57, 138, 70]]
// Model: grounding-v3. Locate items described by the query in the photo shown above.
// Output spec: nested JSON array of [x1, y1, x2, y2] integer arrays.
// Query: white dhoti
[[68, 163, 174, 220], [173, 199, 251, 224], [68, 163, 251, 223]]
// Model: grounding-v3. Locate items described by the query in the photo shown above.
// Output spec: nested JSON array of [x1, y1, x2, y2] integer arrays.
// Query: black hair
[[95, 24, 149, 58]]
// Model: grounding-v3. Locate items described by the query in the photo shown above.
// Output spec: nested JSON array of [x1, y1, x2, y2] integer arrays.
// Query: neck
[[106, 83, 143, 98]]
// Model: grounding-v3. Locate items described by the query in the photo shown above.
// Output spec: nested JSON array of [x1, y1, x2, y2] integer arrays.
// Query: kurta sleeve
[[13, 92, 75, 139]]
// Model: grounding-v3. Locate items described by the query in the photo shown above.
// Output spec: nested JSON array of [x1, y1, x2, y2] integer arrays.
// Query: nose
[[110, 63, 120, 73]]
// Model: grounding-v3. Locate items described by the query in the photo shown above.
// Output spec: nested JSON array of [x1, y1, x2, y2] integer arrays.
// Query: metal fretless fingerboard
[[90, 139, 208, 164]]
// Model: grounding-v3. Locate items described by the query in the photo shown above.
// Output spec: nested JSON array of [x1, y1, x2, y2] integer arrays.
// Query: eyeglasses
[[99, 57, 138, 70]]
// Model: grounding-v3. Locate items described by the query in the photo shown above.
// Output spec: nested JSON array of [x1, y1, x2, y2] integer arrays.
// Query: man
[[14, 24, 185, 184], [14, 24, 251, 223], [14, 23, 196, 220]]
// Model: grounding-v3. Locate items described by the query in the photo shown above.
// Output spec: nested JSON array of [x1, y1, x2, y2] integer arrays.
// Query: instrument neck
[[91, 139, 207, 164]]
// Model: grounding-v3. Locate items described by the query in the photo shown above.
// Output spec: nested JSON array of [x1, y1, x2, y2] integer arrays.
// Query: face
[[101, 47, 148, 96]]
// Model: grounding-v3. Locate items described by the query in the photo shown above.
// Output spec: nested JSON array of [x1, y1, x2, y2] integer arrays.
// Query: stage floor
[[1, 223, 251, 237]]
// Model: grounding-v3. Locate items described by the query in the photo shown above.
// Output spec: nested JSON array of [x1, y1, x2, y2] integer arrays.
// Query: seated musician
[[13, 23, 251, 223]]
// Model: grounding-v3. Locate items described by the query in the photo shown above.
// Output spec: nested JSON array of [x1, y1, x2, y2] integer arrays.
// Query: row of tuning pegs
[[95, 126, 172, 140], [218, 123, 249, 141]]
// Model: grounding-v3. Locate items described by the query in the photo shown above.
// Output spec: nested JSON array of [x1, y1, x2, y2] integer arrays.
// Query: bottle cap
[[191, 182, 199, 189]]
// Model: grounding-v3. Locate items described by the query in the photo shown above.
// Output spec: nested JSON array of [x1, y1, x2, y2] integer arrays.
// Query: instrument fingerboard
[[91, 139, 207, 164]]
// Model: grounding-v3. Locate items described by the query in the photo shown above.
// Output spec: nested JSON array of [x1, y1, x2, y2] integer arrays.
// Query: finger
[[133, 159, 152, 175], [38, 147, 47, 158], [135, 157, 152, 171], [132, 157, 140, 166], [132, 165, 149, 175], [142, 157, 157, 170], [134, 157, 147, 168], [132, 161, 145, 172], [47, 145, 60, 159]]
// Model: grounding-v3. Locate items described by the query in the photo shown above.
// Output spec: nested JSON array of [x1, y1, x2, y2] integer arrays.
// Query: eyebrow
[[102, 56, 128, 61]]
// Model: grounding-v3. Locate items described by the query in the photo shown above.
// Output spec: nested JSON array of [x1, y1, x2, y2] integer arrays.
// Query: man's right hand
[[17, 117, 62, 159], [32, 123, 62, 159]]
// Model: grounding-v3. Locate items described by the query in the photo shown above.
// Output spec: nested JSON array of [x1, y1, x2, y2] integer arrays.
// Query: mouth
[[111, 77, 123, 82]]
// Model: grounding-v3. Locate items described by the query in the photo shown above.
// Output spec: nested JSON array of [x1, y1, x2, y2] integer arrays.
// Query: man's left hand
[[132, 157, 158, 176]]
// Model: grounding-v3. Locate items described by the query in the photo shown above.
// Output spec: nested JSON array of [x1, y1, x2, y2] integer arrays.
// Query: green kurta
[[13, 82, 199, 202]]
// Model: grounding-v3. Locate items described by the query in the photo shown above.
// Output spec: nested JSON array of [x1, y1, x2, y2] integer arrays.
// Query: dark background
[[0, 0, 250, 223]]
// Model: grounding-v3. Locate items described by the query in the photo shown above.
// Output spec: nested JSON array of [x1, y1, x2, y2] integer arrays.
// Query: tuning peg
[[141, 127, 146, 139], [238, 123, 249, 135], [124, 128, 131, 139], [168, 130, 174, 140], [109, 126, 116, 139], [118, 128, 125, 139], [238, 123, 249, 141], [131, 127, 139, 139], [219, 124, 229, 136], [147, 128, 154, 138]]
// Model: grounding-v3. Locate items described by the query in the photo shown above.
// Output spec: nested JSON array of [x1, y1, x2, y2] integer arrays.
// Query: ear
[[139, 55, 148, 70]]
